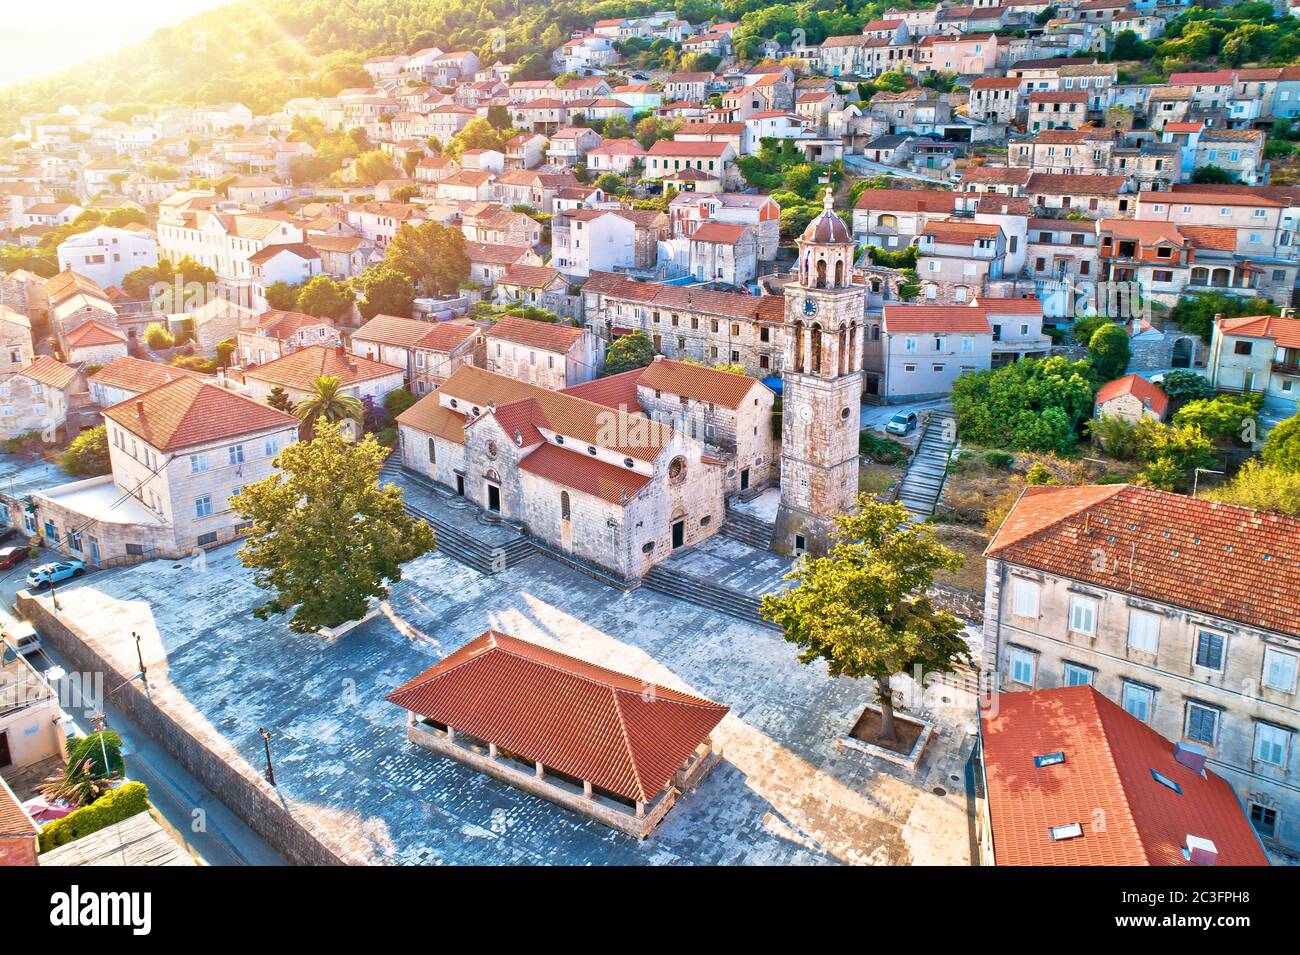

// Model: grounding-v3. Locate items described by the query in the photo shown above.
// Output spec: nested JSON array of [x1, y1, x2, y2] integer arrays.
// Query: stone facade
[[774, 193, 865, 557]]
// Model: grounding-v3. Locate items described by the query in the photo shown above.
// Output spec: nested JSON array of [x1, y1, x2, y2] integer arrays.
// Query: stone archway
[[1170, 336, 1195, 369]]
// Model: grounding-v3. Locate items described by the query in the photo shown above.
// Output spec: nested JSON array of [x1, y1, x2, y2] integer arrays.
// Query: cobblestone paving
[[43, 544, 976, 866]]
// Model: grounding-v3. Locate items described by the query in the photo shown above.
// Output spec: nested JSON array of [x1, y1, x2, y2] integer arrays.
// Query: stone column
[[446, 725, 455, 743], [583, 780, 593, 799], [488, 742, 498, 759], [534, 760, 545, 779], [636, 800, 645, 818]]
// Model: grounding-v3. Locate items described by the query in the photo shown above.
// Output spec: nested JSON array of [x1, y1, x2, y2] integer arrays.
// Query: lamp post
[[1193, 467, 1225, 499], [91, 713, 110, 776], [132, 631, 147, 689], [258, 727, 276, 786]]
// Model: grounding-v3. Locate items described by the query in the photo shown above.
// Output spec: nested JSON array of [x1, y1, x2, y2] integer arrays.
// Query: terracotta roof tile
[[989, 484, 1300, 638], [1095, 373, 1169, 417], [66, 319, 126, 349], [88, 356, 208, 393], [637, 358, 762, 410], [485, 315, 583, 352], [387, 630, 728, 803], [243, 344, 402, 392], [103, 377, 298, 451], [981, 686, 1269, 866], [1216, 314, 1300, 349], [19, 355, 79, 390], [883, 306, 992, 334]]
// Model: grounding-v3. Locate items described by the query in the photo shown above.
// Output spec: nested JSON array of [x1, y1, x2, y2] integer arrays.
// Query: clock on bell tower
[[772, 187, 865, 558]]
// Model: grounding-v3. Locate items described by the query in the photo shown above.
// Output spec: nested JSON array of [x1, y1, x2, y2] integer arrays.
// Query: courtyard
[[23, 542, 978, 866]]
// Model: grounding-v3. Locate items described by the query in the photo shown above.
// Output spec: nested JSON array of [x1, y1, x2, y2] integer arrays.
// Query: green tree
[[1172, 393, 1261, 444], [296, 274, 352, 319], [352, 265, 416, 320], [232, 421, 436, 633], [1088, 322, 1131, 381], [1207, 460, 1300, 515], [760, 499, 968, 746], [1170, 291, 1277, 340], [444, 117, 509, 159], [383, 387, 418, 424], [383, 221, 470, 294], [1131, 419, 1217, 491], [950, 356, 1098, 454], [1192, 165, 1237, 185], [352, 148, 399, 184], [1159, 370, 1214, 403], [265, 281, 301, 312], [61, 425, 110, 477], [143, 322, 175, 350], [1262, 414, 1300, 473], [40, 730, 123, 808], [267, 386, 295, 414], [1086, 413, 1136, 461], [605, 331, 655, 375], [216, 337, 237, 368], [294, 375, 363, 433]]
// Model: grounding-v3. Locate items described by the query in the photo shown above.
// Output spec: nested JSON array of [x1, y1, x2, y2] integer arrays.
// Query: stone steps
[[719, 509, 775, 550], [640, 565, 780, 630], [896, 412, 958, 518]]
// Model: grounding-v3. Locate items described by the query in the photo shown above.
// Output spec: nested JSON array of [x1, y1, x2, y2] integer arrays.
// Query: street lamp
[[1192, 467, 1225, 498], [258, 727, 276, 786], [131, 631, 147, 690], [91, 714, 111, 776]]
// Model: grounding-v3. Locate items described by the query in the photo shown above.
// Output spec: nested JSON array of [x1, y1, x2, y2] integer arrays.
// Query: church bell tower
[[772, 187, 865, 558]]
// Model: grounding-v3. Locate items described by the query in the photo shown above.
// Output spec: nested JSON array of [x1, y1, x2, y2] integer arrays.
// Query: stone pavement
[[27, 543, 978, 866]]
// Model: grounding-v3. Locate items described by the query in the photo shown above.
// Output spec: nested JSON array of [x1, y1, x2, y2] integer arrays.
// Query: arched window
[[810, 324, 823, 376], [793, 320, 805, 372], [878, 213, 898, 230], [560, 491, 571, 521], [838, 326, 847, 375], [834, 259, 844, 288], [815, 258, 827, 288]]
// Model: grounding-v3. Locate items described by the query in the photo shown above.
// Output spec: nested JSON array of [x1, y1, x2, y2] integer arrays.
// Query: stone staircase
[[382, 458, 537, 575], [896, 411, 958, 519], [719, 509, 775, 550], [640, 565, 780, 630]]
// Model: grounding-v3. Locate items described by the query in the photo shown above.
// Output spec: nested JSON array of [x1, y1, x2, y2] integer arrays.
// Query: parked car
[[0, 545, 27, 570], [885, 411, 918, 436], [2, 620, 40, 657], [25, 560, 85, 590]]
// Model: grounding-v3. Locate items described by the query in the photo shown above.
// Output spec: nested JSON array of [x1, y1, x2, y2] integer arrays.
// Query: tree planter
[[316, 601, 382, 640], [837, 704, 933, 770]]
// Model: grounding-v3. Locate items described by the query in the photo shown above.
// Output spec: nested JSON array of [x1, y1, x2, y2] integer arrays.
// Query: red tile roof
[[1029, 173, 1128, 195], [689, 221, 748, 244], [518, 441, 651, 505], [485, 315, 583, 352], [19, 355, 79, 390], [353, 315, 478, 352], [988, 484, 1300, 638], [88, 356, 208, 393], [637, 357, 763, 409], [1217, 314, 1300, 349], [66, 319, 126, 349], [1095, 373, 1169, 417], [560, 369, 644, 410], [386, 630, 728, 803], [883, 306, 992, 334], [980, 686, 1269, 866], [243, 344, 402, 391], [104, 377, 298, 451], [853, 187, 958, 213]]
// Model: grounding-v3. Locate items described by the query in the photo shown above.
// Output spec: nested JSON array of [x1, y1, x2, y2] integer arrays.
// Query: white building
[[56, 225, 158, 290]]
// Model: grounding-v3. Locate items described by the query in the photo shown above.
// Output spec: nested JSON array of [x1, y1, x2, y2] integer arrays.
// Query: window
[[1195, 631, 1225, 672], [1009, 647, 1035, 687], [265, 438, 279, 457], [197, 532, 218, 546], [190, 453, 209, 474], [1068, 595, 1097, 636], [1185, 702, 1219, 745], [1049, 823, 1082, 841], [1122, 682, 1154, 723], [1151, 769, 1182, 794], [1127, 609, 1160, 653], [1234, 340, 1253, 356], [195, 495, 213, 518], [1034, 751, 1065, 768], [1063, 662, 1093, 687], [1263, 647, 1298, 693], [1254, 723, 1290, 767], [1011, 578, 1039, 617], [1251, 804, 1278, 839], [228, 444, 245, 465]]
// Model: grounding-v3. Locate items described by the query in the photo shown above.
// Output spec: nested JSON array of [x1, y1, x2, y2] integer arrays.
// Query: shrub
[[859, 430, 910, 465], [383, 387, 418, 425], [143, 323, 175, 350], [61, 425, 110, 477], [39, 781, 149, 852], [984, 451, 1014, 470], [1025, 461, 1056, 485]]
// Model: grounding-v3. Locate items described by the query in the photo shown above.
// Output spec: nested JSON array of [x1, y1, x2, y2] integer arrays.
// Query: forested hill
[[2, 0, 1299, 133]]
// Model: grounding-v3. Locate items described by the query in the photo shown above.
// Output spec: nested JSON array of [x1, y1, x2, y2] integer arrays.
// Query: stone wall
[[15, 591, 346, 866]]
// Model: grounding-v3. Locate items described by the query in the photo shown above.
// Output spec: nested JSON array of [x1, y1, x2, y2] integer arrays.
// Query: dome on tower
[[801, 186, 852, 244]]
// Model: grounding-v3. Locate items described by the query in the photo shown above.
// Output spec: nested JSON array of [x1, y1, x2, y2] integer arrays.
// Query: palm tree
[[294, 375, 363, 437]]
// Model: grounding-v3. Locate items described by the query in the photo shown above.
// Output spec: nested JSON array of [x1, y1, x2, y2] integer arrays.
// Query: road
[[844, 156, 952, 185], [1, 551, 286, 866]]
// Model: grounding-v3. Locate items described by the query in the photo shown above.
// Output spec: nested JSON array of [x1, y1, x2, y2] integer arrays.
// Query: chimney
[[1174, 741, 1207, 774], [1185, 834, 1218, 867], [135, 399, 145, 417], [1213, 312, 1224, 326]]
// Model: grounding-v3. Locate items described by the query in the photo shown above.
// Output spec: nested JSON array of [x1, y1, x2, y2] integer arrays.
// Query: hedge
[[38, 781, 149, 852]]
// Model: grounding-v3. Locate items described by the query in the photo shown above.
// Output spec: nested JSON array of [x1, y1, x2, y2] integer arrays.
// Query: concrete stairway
[[719, 509, 775, 550], [640, 565, 780, 630], [896, 411, 958, 519]]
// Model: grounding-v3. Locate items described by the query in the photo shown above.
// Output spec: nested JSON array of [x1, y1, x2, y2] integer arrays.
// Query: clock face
[[803, 297, 818, 317]]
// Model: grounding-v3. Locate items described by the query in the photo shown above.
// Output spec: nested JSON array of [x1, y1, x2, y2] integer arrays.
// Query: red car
[[0, 546, 29, 570]]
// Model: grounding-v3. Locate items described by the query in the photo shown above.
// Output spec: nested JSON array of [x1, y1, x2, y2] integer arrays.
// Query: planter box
[[316, 602, 382, 639], [837, 705, 933, 770]]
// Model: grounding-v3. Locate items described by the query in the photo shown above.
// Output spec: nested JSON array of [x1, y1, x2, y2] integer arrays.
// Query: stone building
[[350, 315, 483, 397], [236, 309, 342, 368], [395, 364, 726, 579], [1094, 373, 1169, 423], [30, 377, 299, 564], [0, 306, 34, 372], [64, 319, 128, 366], [0, 356, 82, 442], [581, 272, 786, 377], [484, 316, 600, 391], [983, 484, 1300, 855], [241, 344, 404, 408], [773, 190, 865, 557]]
